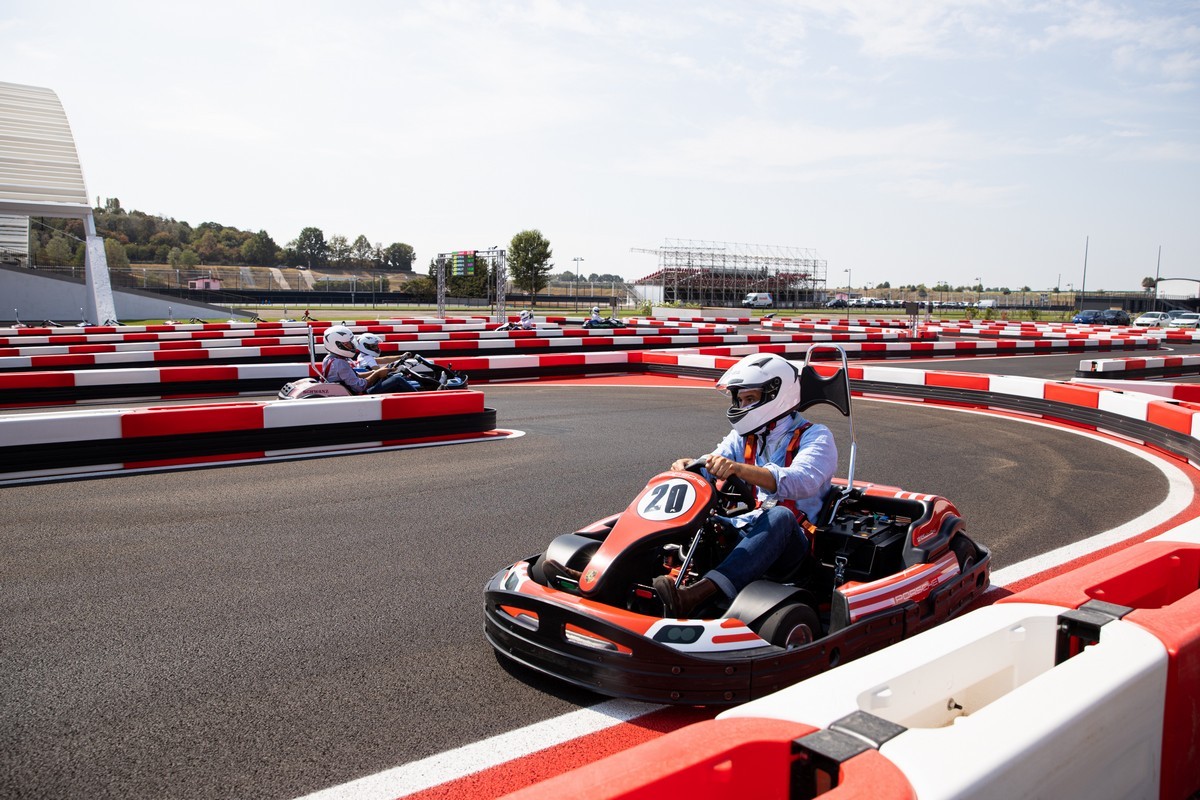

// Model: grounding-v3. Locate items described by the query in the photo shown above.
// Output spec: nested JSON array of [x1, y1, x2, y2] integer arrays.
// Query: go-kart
[[278, 352, 468, 399], [484, 345, 991, 705], [582, 316, 624, 329]]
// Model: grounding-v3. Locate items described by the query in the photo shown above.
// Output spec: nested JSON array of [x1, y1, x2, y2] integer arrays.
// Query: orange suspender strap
[[743, 422, 819, 541]]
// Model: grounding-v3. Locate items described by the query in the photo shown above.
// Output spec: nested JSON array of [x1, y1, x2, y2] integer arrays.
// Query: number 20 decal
[[637, 478, 698, 521]]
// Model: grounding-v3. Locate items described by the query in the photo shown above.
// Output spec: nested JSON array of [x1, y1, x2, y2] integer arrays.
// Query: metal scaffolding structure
[[630, 239, 828, 307]]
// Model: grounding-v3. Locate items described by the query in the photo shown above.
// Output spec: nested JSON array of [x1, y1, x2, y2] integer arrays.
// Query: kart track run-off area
[[3, 311, 1200, 800]]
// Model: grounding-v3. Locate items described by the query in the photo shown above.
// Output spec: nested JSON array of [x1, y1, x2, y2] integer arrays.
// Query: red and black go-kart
[[484, 345, 991, 705]]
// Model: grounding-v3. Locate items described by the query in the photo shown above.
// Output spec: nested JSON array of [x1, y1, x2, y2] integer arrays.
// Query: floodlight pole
[[1154, 245, 1161, 312], [573, 256, 584, 312], [844, 267, 851, 320], [1079, 236, 1089, 312]]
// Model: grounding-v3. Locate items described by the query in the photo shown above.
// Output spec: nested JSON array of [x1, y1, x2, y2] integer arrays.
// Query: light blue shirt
[[321, 354, 369, 394], [708, 412, 838, 526]]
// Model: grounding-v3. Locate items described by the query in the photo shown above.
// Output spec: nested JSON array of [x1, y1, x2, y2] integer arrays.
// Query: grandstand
[[631, 239, 828, 307]]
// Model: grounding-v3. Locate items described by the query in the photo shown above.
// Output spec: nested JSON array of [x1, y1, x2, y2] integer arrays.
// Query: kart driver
[[589, 306, 603, 325], [353, 332, 384, 370], [657, 353, 837, 617], [518, 309, 536, 330], [354, 332, 413, 371], [321, 325, 414, 394]]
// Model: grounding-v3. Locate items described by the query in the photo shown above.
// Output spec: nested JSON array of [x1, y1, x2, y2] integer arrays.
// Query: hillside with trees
[[29, 198, 416, 273]]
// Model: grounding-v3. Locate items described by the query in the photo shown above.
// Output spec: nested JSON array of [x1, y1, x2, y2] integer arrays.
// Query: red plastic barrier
[[1000, 540, 1200, 800], [378, 390, 482, 420], [120, 402, 266, 437], [499, 717, 915, 800]]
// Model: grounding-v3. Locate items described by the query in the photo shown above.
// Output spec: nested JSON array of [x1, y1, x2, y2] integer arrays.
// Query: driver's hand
[[670, 458, 692, 472], [705, 455, 739, 480]]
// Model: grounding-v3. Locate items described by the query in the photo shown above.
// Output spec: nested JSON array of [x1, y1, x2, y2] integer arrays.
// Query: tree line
[[29, 198, 416, 272], [29, 204, 628, 303]]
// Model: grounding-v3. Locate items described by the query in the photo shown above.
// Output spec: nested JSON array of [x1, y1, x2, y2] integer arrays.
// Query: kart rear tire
[[951, 535, 979, 571], [757, 602, 820, 648]]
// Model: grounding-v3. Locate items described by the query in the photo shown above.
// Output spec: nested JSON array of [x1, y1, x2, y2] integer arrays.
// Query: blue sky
[[5, 1, 1198, 294]]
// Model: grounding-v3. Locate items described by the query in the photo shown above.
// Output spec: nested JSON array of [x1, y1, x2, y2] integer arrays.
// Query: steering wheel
[[683, 458, 756, 515]]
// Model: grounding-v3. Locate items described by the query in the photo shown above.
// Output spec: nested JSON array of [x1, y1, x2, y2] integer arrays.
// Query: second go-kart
[[582, 316, 624, 329], [278, 328, 468, 399], [278, 353, 468, 399], [484, 345, 991, 705]]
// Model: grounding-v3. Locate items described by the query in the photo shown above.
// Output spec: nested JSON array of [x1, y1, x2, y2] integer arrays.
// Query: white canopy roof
[[0, 81, 90, 218]]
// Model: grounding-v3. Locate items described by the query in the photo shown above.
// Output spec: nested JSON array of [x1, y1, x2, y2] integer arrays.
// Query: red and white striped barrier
[[1076, 353, 1200, 378], [0, 390, 498, 485], [0, 317, 495, 338], [1072, 378, 1200, 403], [0, 331, 936, 374]]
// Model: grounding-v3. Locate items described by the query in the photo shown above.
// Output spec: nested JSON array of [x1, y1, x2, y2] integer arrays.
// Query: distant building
[[188, 277, 222, 290]]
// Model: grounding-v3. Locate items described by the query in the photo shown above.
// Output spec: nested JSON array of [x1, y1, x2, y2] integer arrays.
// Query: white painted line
[[292, 699, 662, 800]]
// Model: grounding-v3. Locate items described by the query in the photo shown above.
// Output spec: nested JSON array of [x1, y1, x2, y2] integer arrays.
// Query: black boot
[[653, 576, 719, 618]]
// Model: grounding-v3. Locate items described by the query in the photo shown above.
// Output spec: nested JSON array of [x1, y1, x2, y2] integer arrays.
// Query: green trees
[[43, 235, 75, 265], [240, 230, 279, 265], [293, 227, 328, 269], [383, 242, 415, 271], [508, 229, 553, 303]]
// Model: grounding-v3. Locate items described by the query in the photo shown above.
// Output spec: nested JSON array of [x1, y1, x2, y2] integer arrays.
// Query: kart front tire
[[757, 602, 821, 648]]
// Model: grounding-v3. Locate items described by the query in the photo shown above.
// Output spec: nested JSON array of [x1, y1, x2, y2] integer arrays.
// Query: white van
[[977, 299, 997, 309], [741, 292, 773, 308]]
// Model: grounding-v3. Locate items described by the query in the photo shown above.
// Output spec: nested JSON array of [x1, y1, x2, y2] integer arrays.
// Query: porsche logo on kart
[[585, 569, 598, 583], [636, 478, 698, 521]]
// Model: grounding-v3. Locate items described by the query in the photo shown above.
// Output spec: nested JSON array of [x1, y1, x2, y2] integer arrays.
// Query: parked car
[[824, 298, 847, 308], [1072, 309, 1131, 325], [1168, 312, 1200, 329], [1134, 311, 1171, 327]]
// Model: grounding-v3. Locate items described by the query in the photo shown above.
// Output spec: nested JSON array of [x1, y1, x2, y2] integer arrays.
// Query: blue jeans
[[368, 374, 416, 393], [705, 506, 809, 599]]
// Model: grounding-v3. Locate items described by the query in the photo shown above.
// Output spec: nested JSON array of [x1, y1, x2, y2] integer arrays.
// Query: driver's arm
[[705, 455, 778, 493], [364, 367, 389, 386]]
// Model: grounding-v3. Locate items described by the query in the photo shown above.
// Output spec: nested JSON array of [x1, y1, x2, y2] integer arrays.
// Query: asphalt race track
[[0, 343, 1194, 799]]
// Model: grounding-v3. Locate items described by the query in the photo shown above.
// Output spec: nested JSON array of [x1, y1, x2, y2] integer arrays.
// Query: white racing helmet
[[715, 353, 801, 435], [591, 306, 600, 314], [322, 325, 357, 358], [520, 309, 532, 320], [356, 332, 382, 356]]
